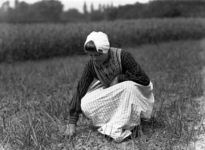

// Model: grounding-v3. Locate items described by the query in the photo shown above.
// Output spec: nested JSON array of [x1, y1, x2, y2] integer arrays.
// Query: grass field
[[0, 39, 204, 150]]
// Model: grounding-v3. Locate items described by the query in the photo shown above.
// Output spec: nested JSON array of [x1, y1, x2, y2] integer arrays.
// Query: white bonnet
[[84, 31, 110, 54]]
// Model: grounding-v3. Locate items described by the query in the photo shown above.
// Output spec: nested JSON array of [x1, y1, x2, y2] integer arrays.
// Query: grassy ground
[[0, 39, 204, 150]]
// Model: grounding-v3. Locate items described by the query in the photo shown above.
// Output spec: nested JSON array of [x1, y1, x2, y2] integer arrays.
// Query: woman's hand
[[64, 124, 76, 139], [110, 76, 119, 87]]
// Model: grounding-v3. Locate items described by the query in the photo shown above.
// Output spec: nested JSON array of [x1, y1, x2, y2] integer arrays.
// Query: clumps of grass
[[154, 72, 203, 143]]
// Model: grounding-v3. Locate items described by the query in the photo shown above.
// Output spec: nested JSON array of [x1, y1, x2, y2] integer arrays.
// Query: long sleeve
[[118, 50, 150, 86], [69, 60, 94, 124]]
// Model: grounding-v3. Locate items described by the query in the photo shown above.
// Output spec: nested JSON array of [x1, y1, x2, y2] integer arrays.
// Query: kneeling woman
[[66, 31, 154, 142]]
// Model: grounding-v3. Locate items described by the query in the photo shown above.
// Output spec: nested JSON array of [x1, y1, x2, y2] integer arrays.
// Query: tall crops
[[0, 18, 205, 62]]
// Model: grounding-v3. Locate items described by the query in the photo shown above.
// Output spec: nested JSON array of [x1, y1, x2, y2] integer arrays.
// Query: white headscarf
[[84, 31, 110, 54]]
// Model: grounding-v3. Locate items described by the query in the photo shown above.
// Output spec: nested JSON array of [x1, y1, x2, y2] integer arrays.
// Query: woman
[[65, 31, 154, 142]]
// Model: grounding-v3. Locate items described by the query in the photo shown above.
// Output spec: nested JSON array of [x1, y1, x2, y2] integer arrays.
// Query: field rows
[[0, 18, 205, 62]]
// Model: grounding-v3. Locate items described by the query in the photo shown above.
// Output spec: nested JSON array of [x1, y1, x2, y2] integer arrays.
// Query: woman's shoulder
[[109, 47, 133, 60], [110, 47, 130, 54], [120, 49, 134, 60]]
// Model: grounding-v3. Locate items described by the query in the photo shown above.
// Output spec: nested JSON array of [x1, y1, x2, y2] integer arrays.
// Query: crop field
[[0, 37, 205, 149], [0, 18, 205, 62]]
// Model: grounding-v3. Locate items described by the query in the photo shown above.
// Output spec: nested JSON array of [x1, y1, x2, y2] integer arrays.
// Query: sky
[[0, 0, 150, 12]]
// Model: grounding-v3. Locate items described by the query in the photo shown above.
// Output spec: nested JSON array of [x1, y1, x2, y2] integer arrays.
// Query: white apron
[[81, 80, 154, 142]]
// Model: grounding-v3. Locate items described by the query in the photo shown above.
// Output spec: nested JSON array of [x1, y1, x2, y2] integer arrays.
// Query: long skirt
[[81, 80, 154, 142]]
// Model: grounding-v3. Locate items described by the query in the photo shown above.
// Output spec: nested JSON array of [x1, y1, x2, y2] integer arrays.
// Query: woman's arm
[[118, 50, 150, 86], [69, 60, 94, 124]]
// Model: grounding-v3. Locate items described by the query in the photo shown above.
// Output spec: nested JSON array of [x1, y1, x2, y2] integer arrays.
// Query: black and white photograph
[[0, 0, 205, 149]]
